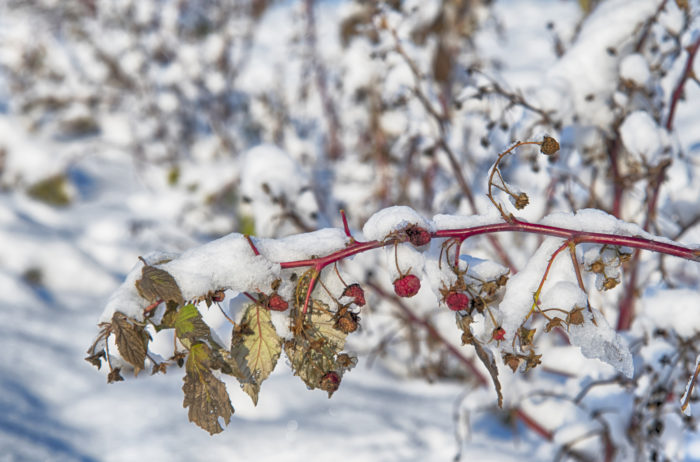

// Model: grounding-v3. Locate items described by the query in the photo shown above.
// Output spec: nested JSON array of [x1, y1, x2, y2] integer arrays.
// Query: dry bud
[[540, 136, 560, 155], [514, 193, 529, 210]]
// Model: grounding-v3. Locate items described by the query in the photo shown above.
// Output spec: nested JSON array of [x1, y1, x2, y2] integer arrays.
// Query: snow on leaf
[[229, 303, 282, 405], [182, 342, 234, 435], [568, 308, 634, 378], [362, 205, 434, 241], [111, 312, 150, 376]]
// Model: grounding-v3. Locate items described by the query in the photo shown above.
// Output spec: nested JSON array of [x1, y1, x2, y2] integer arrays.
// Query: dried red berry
[[445, 292, 470, 311], [393, 274, 421, 298], [319, 371, 340, 394], [342, 283, 366, 307], [405, 225, 431, 247], [211, 290, 225, 303], [267, 294, 289, 311], [492, 326, 506, 341]]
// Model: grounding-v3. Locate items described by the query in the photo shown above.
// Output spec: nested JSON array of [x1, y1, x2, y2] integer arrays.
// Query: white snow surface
[[362, 205, 434, 241]]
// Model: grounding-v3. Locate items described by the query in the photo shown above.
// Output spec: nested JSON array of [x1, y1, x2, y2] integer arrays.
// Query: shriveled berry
[[319, 371, 340, 394], [540, 136, 560, 155], [514, 192, 529, 210], [393, 274, 421, 298], [211, 290, 225, 303], [334, 312, 359, 334], [445, 292, 470, 311], [405, 225, 431, 247], [342, 283, 366, 307], [267, 294, 289, 311], [492, 326, 506, 341]]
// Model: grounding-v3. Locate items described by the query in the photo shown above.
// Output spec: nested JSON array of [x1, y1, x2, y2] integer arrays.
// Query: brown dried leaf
[[85, 351, 105, 370], [519, 327, 536, 347], [472, 340, 503, 408], [108, 368, 124, 383], [111, 312, 149, 375], [544, 317, 565, 333], [182, 343, 234, 435], [285, 302, 350, 397], [135, 259, 184, 306], [567, 306, 586, 326], [503, 353, 521, 373]]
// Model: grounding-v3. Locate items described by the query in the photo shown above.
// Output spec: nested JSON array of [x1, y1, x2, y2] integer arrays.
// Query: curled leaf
[[111, 312, 150, 375], [135, 258, 184, 306]]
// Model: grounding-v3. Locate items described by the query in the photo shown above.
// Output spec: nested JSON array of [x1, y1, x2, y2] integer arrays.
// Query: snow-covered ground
[[2, 0, 700, 460]]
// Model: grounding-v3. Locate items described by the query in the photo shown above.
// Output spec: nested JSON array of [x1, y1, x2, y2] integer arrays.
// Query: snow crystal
[[160, 233, 281, 300], [619, 53, 651, 87], [540, 208, 676, 244], [432, 213, 502, 230], [539, 281, 587, 313], [499, 237, 565, 342], [462, 255, 509, 282], [619, 110, 665, 160], [568, 308, 634, 378], [257, 228, 350, 262], [362, 206, 434, 242]]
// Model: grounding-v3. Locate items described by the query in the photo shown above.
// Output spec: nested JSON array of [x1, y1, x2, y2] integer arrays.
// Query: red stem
[[279, 219, 698, 272], [340, 209, 353, 239], [514, 408, 553, 441], [666, 36, 700, 131]]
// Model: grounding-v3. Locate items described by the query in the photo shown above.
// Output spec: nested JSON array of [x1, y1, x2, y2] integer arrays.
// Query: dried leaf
[[545, 317, 565, 333], [503, 353, 521, 373], [152, 362, 168, 375], [567, 306, 585, 326], [182, 343, 234, 435], [519, 327, 536, 347], [135, 260, 184, 306], [229, 304, 282, 405], [285, 302, 350, 396], [472, 340, 503, 408], [85, 350, 105, 369], [111, 312, 149, 375], [108, 368, 124, 383]]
